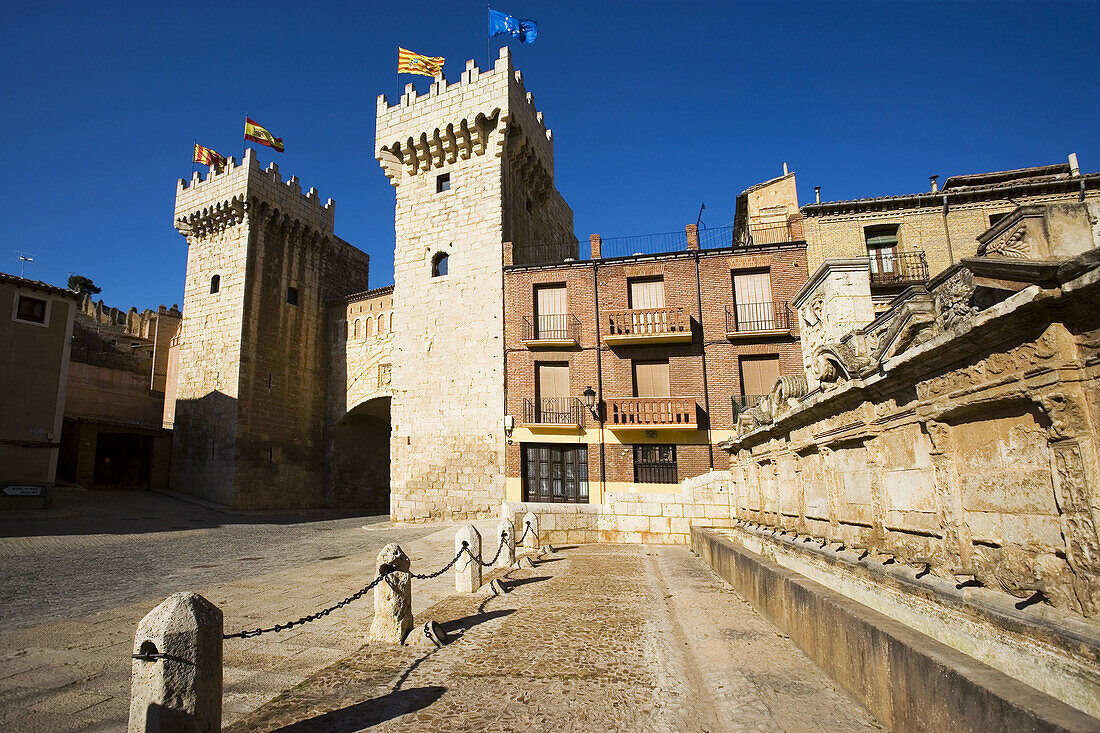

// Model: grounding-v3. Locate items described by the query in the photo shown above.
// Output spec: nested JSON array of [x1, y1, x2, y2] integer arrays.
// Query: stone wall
[[376, 47, 574, 522], [171, 148, 370, 508], [722, 203, 1100, 621]]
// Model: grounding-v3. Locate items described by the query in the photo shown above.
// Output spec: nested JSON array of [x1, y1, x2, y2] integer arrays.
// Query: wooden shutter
[[535, 285, 567, 338], [629, 278, 665, 309], [739, 356, 780, 397], [733, 271, 774, 329], [536, 363, 569, 401], [633, 361, 671, 398]]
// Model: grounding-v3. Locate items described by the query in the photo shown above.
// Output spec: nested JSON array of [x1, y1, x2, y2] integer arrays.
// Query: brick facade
[[502, 238, 809, 505]]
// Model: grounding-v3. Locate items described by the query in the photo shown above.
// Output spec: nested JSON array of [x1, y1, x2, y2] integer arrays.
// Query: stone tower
[[171, 148, 370, 508], [376, 47, 574, 521]]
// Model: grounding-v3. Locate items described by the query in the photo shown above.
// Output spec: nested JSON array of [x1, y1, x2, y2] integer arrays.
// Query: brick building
[[502, 221, 808, 505]]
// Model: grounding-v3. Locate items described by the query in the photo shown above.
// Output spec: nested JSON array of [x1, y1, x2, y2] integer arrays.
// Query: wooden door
[[535, 284, 567, 339], [628, 277, 665, 333], [739, 355, 780, 399], [733, 270, 774, 330], [522, 444, 589, 503]]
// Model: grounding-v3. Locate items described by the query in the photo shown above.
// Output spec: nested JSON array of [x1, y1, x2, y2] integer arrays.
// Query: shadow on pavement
[[0, 486, 387, 539], [271, 685, 447, 732], [443, 608, 515, 634], [502, 575, 551, 591]]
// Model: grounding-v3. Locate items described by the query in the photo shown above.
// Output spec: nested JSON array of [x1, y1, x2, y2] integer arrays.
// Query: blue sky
[[2, 1, 1097, 310]]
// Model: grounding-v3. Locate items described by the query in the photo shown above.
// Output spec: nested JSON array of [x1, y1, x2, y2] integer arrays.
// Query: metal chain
[[518, 522, 535, 545], [409, 547, 466, 580], [223, 534, 516, 640], [224, 572, 388, 639], [468, 533, 508, 567]]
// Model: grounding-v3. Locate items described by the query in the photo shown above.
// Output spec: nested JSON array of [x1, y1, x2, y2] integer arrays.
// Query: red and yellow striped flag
[[193, 143, 227, 172], [244, 117, 284, 153], [397, 47, 444, 77]]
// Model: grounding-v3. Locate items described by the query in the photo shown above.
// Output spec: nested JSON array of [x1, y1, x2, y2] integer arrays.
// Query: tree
[[67, 274, 101, 297]]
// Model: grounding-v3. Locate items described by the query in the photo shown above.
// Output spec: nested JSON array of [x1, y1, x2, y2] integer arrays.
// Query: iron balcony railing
[[523, 397, 586, 428], [726, 301, 793, 334], [522, 314, 581, 342], [609, 397, 697, 428], [742, 216, 805, 246], [606, 307, 689, 337], [733, 394, 767, 419], [869, 251, 929, 287]]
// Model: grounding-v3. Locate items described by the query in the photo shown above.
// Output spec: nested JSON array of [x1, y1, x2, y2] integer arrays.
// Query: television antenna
[[16, 251, 36, 278]]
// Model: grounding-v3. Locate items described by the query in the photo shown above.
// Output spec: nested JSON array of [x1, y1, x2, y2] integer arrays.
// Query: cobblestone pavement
[[229, 545, 883, 733], [0, 487, 398, 630], [0, 487, 501, 732]]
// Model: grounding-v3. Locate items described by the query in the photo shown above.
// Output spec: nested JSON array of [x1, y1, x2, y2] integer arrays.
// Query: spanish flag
[[244, 117, 285, 153], [193, 143, 227, 172], [398, 47, 444, 77]]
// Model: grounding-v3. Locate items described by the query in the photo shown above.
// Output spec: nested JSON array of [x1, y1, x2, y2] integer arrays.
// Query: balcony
[[608, 397, 698, 430], [604, 307, 692, 346], [869, 251, 929, 289], [725, 301, 793, 339], [522, 315, 581, 348], [522, 397, 586, 430], [742, 216, 805, 246]]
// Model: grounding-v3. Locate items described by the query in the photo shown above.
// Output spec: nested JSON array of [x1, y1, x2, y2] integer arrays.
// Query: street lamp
[[582, 386, 598, 419]]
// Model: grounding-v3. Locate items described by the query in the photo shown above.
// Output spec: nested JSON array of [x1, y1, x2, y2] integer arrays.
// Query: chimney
[[589, 233, 602, 259], [1069, 153, 1080, 176], [814, 186, 821, 204], [685, 224, 699, 251], [930, 175, 939, 193], [782, 162, 789, 176]]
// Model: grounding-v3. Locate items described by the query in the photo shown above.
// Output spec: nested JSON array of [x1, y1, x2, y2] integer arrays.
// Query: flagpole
[[192, 139, 197, 178]]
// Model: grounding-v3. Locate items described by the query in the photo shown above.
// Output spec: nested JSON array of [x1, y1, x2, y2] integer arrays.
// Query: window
[[522, 443, 589, 503], [732, 270, 775, 331], [436, 173, 450, 192], [209, 274, 220, 294], [633, 360, 671, 398], [378, 313, 388, 334], [989, 211, 1011, 228], [864, 225, 900, 276], [286, 286, 299, 306], [634, 445, 677, 484], [628, 277, 666, 333], [353, 319, 360, 338], [432, 252, 448, 277], [535, 362, 570, 422], [534, 284, 567, 339], [15, 295, 47, 324], [739, 355, 780, 405]]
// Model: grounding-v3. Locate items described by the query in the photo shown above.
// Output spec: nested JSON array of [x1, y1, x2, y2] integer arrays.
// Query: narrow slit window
[[436, 173, 450, 192], [210, 274, 220, 294], [286, 286, 299, 306], [432, 252, 449, 277]]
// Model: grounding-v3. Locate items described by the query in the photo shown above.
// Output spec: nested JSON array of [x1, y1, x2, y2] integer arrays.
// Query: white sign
[[3, 485, 44, 497]]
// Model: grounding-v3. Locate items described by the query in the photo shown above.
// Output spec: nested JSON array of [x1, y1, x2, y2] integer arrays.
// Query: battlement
[[175, 147, 335, 235], [375, 47, 555, 185]]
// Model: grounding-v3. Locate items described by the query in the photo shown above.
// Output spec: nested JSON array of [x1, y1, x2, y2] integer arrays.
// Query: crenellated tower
[[376, 46, 575, 521], [172, 148, 370, 508]]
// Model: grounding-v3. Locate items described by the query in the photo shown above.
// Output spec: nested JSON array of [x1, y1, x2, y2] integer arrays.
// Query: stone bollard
[[368, 543, 413, 644], [129, 592, 222, 733], [522, 511, 540, 553], [455, 524, 482, 593], [497, 518, 516, 568]]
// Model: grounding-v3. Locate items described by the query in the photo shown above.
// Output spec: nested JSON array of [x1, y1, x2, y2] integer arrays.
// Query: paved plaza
[[0, 490, 881, 731]]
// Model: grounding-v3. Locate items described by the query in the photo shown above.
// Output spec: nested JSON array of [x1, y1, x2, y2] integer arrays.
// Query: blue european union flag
[[488, 8, 538, 44]]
